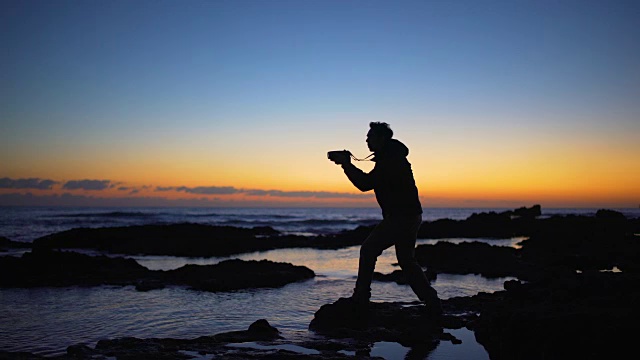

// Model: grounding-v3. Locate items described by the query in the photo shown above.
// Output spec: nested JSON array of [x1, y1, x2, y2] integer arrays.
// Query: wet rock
[[31, 223, 370, 257], [414, 241, 536, 279], [1, 320, 382, 359], [372, 268, 437, 284], [309, 298, 448, 348], [211, 319, 282, 343], [32, 223, 282, 257], [510, 204, 542, 218], [473, 271, 640, 359], [27, 205, 551, 258], [0, 236, 31, 252], [165, 259, 315, 292], [0, 250, 314, 292], [417, 205, 541, 239], [0, 249, 149, 288]]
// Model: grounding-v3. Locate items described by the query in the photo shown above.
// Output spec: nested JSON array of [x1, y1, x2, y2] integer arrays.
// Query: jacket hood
[[374, 139, 409, 160]]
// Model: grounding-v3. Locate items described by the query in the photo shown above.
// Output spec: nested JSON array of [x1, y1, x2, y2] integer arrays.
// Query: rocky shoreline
[[0, 250, 315, 292], [1, 206, 639, 359], [21, 205, 549, 257]]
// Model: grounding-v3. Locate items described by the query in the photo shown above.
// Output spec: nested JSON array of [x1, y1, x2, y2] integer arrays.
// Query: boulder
[[309, 298, 451, 348], [472, 271, 640, 359]]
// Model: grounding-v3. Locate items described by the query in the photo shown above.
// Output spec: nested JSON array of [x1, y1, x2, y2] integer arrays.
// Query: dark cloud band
[[62, 180, 112, 191], [156, 185, 371, 199], [0, 177, 58, 190]]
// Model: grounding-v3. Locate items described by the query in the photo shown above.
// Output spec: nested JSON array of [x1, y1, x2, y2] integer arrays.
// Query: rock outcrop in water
[[27, 204, 553, 257], [0, 249, 315, 292], [31, 223, 373, 256], [308, 297, 452, 348], [0, 236, 31, 252]]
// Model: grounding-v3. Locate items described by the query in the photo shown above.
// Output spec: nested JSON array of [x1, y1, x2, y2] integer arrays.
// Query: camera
[[327, 150, 350, 163]]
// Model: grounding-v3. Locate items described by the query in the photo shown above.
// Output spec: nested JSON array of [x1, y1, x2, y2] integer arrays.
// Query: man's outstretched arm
[[341, 163, 374, 192]]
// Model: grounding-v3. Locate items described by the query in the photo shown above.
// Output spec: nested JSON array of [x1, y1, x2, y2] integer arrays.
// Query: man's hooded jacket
[[342, 139, 423, 218]]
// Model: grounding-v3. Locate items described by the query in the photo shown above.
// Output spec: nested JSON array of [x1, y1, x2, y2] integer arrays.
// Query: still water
[[0, 239, 513, 359]]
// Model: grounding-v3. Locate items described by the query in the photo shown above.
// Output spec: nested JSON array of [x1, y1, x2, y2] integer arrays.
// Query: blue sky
[[1, 0, 639, 207]]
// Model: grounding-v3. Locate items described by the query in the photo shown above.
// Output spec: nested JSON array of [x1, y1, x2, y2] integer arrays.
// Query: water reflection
[[417, 236, 527, 249], [0, 238, 515, 357]]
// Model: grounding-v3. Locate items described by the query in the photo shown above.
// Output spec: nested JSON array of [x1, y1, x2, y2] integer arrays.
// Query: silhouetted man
[[329, 122, 442, 316]]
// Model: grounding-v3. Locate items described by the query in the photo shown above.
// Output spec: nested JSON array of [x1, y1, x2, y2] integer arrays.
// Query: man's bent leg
[[394, 215, 442, 315], [353, 219, 395, 301]]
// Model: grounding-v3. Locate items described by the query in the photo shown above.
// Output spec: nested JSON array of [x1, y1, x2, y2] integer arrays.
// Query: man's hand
[[331, 156, 350, 166], [328, 151, 351, 166]]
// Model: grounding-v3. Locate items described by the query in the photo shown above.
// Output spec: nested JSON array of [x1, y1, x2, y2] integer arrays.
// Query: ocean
[[2, 206, 637, 243], [1, 206, 638, 358]]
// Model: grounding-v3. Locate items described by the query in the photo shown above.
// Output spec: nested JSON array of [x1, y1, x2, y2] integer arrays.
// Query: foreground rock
[[470, 271, 640, 359], [0, 319, 384, 359], [309, 298, 460, 349], [0, 319, 382, 359], [0, 250, 314, 291]]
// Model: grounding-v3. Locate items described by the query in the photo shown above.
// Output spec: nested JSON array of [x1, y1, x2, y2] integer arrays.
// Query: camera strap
[[350, 152, 374, 161]]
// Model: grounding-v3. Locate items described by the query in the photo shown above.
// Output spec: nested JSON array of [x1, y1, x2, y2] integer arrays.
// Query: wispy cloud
[[0, 177, 58, 190], [2, 177, 372, 200], [117, 186, 141, 195], [155, 186, 175, 192], [176, 186, 239, 195], [245, 189, 371, 199], [155, 186, 240, 195], [158, 185, 372, 199], [62, 179, 112, 191]]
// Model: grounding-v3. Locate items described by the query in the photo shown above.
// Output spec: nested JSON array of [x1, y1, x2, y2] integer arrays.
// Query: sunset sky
[[1, 0, 639, 208]]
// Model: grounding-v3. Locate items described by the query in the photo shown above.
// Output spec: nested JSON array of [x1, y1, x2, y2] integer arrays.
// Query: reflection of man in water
[[330, 122, 442, 316]]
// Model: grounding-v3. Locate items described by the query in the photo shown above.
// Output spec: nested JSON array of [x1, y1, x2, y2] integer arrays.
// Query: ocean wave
[[218, 218, 379, 227], [52, 211, 162, 218], [188, 213, 296, 219], [294, 218, 380, 225]]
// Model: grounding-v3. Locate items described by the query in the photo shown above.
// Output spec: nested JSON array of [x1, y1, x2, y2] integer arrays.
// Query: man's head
[[366, 122, 393, 152]]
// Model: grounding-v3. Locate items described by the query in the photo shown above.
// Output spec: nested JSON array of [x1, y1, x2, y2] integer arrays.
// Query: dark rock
[[595, 208, 625, 220], [372, 268, 437, 284], [65, 344, 96, 358], [472, 271, 640, 359], [510, 204, 542, 218], [32, 223, 283, 257], [134, 279, 166, 292], [165, 259, 315, 292], [309, 298, 445, 348], [212, 319, 283, 343], [31, 223, 370, 257], [248, 319, 280, 336], [7, 319, 374, 359], [517, 213, 638, 273], [0, 249, 149, 288], [0, 236, 31, 251], [0, 250, 314, 292], [414, 241, 536, 279], [417, 205, 542, 239]]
